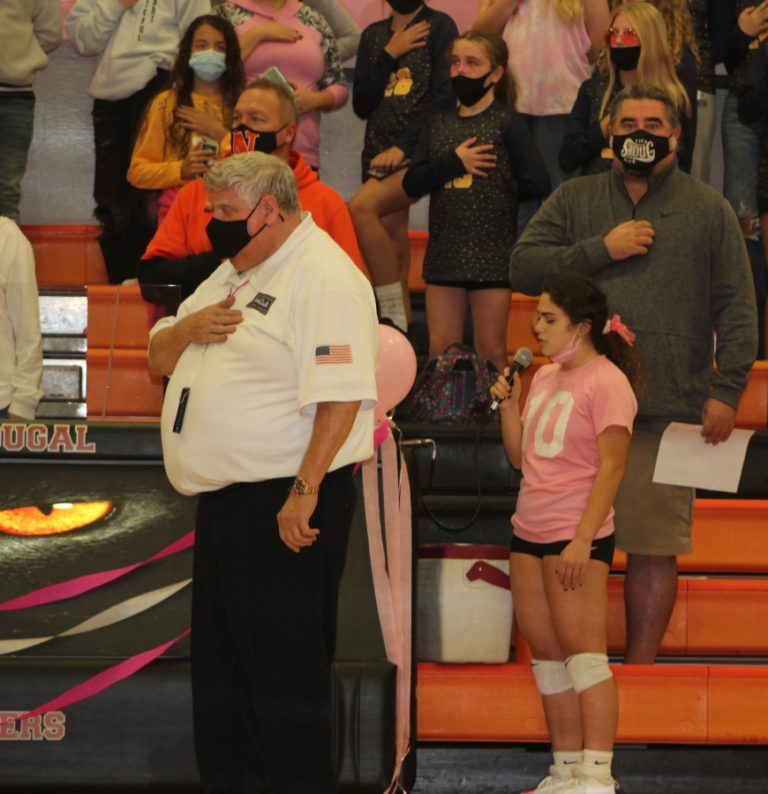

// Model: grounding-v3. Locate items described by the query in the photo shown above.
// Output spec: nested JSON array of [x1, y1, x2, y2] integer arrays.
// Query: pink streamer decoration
[[0, 629, 190, 728], [0, 531, 195, 611], [353, 418, 393, 475], [362, 431, 413, 792]]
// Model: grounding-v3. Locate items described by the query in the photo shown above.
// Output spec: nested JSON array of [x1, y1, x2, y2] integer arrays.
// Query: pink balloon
[[375, 325, 417, 421]]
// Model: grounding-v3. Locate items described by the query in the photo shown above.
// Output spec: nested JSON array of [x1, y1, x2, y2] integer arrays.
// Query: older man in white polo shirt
[[148, 152, 378, 794]]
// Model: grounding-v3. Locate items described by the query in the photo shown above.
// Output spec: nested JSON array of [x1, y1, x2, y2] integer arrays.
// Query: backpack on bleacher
[[407, 344, 498, 424]]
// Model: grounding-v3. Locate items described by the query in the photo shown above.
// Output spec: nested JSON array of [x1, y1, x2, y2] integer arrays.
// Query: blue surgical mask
[[189, 50, 227, 83]]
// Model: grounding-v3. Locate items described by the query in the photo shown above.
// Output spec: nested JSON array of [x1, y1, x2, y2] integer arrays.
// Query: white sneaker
[[520, 766, 579, 793], [561, 776, 618, 793]]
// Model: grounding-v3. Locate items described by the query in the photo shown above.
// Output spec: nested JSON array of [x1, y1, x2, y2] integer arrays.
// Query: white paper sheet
[[652, 422, 754, 493]]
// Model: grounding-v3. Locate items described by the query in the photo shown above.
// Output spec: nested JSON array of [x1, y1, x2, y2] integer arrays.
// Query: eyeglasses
[[604, 27, 640, 47]]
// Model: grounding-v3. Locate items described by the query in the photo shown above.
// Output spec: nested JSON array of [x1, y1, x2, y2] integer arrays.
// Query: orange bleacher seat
[[708, 666, 768, 742], [87, 285, 153, 350], [86, 348, 163, 418], [613, 499, 768, 573], [735, 360, 768, 428], [416, 661, 768, 744], [506, 293, 540, 355], [23, 224, 108, 289], [606, 577, 768, 655]]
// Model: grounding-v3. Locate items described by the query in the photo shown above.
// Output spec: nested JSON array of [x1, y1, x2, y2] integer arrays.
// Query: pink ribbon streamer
[[0, 628, 190, 728], [0, 531, 195, 611], [353, 418, 393, 475], [362, 431, 413, 792]]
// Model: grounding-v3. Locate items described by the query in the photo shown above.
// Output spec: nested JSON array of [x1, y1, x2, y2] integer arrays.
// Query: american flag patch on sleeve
[[315, 344, 352, 364]]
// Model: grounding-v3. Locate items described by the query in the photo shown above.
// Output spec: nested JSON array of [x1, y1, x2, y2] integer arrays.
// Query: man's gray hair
[[204, 152, 300, 213], [608, 83, 680, 130]]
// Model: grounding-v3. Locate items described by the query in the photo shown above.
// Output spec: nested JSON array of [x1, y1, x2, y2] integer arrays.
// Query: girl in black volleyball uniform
[[403, 31, 550, 370], [349, 1, 457, 334]]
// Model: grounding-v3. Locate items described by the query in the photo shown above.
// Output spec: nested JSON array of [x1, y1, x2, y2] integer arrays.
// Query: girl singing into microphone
[[490, 273, 642, 794]]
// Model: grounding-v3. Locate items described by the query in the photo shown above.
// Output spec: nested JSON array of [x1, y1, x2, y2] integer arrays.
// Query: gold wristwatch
[[291, 476, 320, 495]]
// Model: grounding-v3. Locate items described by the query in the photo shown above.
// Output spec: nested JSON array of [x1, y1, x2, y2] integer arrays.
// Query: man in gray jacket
[[510, 83, 758, 663]]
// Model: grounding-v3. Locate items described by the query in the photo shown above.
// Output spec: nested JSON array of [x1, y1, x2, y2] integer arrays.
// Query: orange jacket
[[142, 151, 365, 272]]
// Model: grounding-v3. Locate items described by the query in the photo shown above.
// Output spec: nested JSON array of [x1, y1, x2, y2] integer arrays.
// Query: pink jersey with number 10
[[512, 355, 637, 544]]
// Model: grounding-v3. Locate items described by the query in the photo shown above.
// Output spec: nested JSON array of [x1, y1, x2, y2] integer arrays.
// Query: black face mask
[[610, 45, 641, 71], [451, 71, 494, 107], [230, 123, 286, 155], [611, 130, 672, 176], [206, 201, 266, 261], [388, 0, 422, 13]]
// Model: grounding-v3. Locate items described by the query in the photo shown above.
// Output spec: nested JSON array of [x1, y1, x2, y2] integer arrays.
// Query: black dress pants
[[91, 69, 169, 283], [191, 466, 356, 794]]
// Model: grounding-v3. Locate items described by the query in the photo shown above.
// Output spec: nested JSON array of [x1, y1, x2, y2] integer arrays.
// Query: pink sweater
[[218, 0, 348, 168]]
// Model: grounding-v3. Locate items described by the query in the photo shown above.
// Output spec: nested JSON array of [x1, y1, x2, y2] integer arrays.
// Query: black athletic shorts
[[510, 532, 615, 566]]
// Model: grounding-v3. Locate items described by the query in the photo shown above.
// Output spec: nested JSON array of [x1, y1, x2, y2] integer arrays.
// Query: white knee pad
[[565, 652, 613, 694], [531, 658, 573, 695]]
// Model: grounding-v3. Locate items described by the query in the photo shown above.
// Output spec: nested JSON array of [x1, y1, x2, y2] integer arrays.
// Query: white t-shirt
[[513, 356, 637, 544], [151, 214, 378, 496]]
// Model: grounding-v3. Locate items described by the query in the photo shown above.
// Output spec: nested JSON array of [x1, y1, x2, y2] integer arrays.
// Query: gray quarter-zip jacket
[[509, 160, 758, 429]]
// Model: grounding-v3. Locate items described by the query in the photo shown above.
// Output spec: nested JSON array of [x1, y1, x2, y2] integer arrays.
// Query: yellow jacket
[[128, 90, 225, 190]]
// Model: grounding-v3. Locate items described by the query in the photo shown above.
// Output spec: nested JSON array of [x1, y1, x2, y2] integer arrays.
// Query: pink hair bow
[[603, 314, 636, 346]]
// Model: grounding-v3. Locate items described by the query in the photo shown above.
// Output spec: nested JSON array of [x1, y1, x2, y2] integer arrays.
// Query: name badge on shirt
[[247, 292, 276, 315]]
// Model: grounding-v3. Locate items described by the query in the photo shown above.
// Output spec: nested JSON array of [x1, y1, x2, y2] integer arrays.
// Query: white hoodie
[[0, 218, 43, 420], [67, 0, 211, 100]]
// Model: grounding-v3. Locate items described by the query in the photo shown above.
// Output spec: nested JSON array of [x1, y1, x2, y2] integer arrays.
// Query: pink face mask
[[550, 325, 582, 365]]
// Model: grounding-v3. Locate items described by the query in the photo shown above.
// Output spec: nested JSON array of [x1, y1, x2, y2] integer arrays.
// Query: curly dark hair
[[541, 272, 645, 397], [166, 14, 245, 154]]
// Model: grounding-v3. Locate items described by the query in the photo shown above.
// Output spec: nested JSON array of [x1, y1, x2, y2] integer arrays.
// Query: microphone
[[489, 347, 533, 411]]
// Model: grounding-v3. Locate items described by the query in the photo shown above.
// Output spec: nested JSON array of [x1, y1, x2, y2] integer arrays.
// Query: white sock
[[374, 282, 407, 332], [581, 748, 613, 782], [552, 750, 581, 779]]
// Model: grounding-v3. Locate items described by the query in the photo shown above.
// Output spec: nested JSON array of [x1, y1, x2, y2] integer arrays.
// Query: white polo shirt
[[151, 214, 378, 496]]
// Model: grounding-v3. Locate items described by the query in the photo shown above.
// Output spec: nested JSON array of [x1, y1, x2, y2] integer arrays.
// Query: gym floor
[[416, 744, 768, 793]]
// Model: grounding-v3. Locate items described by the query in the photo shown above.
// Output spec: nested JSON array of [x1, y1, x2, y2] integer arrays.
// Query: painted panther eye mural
[[0, 501, 113, 536]]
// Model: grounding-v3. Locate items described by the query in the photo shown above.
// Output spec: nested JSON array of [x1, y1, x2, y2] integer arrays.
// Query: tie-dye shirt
[[503, 0, 592, 116]]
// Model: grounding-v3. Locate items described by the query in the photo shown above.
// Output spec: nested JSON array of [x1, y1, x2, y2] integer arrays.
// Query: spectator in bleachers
[[215, 0, 349, 171], [738, 32, 768, 353], [491, 273, 640, 794], [67, 0, 211, 284], [0, 217, 43, 421], [212, 0, 361, 61], [472, 0, 610, 198], [349, 0, 458, 334], [402, 31, 550, 371], [687, 0, 717, 183], [719, 0, 768, 357], [127, 15, 245, 226], [560, 2, 695, 174], [303, 0, 361, 62], [510, 83, 758, 665], [139, 78, 362, 302], [0, 1, 61, 223]]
